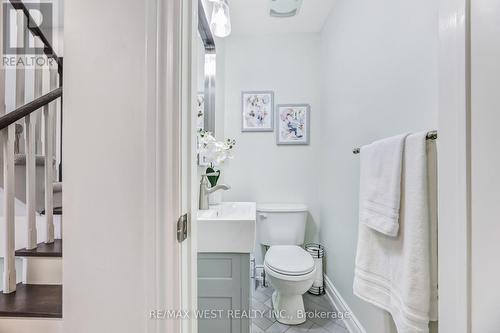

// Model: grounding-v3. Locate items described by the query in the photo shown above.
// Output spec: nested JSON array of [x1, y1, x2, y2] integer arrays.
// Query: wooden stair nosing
[[0, 283, 62, 319], [39, 207, 63, 216]]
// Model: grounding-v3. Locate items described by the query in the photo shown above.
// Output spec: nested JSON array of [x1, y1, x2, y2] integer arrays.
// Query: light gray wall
[[318, 0, 438, 331], [471, 0, 500, 331], [221, 33, 321, 264], [63, 0, 148, 331]]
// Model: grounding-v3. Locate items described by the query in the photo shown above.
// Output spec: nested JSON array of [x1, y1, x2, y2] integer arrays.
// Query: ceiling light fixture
[[208, 0, 231, 38], [270, 0, 303, 18]]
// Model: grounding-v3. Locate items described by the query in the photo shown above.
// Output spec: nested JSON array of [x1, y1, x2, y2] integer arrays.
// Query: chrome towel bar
[[353, 130, 438, 154]]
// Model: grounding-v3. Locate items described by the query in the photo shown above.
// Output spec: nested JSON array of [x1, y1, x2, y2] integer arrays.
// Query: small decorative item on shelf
[[197, 130, 236, 204]]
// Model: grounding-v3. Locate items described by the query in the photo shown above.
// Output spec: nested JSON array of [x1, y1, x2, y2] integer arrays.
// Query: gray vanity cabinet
[[198, 253, 250, 333]]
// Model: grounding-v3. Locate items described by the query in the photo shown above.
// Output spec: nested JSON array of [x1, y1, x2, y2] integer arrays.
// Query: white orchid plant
[[197, 129, 236, 187]]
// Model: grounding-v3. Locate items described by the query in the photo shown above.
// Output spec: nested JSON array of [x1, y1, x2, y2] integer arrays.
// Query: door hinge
[[177, 213, 189, 243]]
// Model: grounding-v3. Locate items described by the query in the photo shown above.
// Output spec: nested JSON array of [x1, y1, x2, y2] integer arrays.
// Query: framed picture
[[241, 91, 274, 132], [276, 104, 310, 145], [197, 93, 205, 130]]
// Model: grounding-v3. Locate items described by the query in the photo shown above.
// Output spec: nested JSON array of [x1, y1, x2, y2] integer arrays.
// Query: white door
[[62, 0, 194, 332]]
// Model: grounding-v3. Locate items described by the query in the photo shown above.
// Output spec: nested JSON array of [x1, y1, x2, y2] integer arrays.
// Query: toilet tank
[[256, 203, 308, 246]]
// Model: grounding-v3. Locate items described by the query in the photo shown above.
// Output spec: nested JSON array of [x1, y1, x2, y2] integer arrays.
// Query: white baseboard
[[324, 274, 366, 333]]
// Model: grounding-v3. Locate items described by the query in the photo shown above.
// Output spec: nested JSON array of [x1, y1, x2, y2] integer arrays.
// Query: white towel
[[359, 133, 409, 236], [354, 132, 439, 333]]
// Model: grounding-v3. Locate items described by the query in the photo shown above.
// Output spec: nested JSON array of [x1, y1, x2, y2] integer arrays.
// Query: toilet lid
[[265, 245, 315, 276]]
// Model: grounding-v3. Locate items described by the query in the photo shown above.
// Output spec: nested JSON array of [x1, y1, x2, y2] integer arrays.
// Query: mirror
[[198, 0, 216, 134], [196, 34, 205, 131]]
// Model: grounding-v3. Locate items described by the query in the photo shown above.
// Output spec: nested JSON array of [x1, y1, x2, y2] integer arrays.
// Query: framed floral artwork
[[241, 91, 274, 132], [197, 93, 205, 130], [276, 104, 310, 145]]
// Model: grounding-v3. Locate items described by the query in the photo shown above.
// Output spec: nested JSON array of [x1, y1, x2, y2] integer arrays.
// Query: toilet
[[257, 204, 315, 325]]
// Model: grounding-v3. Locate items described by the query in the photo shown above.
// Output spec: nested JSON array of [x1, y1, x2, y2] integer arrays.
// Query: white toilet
[[257, 204, 315, 325]]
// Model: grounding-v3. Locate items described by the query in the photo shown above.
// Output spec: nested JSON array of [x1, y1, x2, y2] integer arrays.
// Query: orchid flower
[[197, 130, 236, 167]]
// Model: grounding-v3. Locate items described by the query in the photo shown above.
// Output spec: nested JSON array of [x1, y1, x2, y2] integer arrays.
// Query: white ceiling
[[226, 0, 336, 35]]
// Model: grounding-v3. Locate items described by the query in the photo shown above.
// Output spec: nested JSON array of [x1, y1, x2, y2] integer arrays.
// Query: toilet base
[[271, 290, 306, 325]]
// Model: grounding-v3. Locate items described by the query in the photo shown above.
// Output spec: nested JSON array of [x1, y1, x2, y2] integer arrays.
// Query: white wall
[[318, 0, 438, 331], [221, 34, 321, 264], [471, 0, 500, 331], [63, 0, 148, 331], [0, 319, 62, 333]]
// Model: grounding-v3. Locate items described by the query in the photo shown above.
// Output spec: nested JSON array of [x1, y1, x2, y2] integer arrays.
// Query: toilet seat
[[264, 245, 315, 276]]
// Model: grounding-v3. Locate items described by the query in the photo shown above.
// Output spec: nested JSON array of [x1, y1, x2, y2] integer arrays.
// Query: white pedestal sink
[[197, 202, 256, 253]]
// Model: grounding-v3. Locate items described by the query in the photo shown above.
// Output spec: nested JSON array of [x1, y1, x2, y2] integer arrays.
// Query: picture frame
[[241, 91, 274, 132], [196, 92, 205, 130], [276, 104, 310, 145]]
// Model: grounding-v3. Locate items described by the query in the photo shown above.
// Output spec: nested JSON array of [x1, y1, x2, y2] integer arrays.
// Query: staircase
[[0, 0, 63, 329]]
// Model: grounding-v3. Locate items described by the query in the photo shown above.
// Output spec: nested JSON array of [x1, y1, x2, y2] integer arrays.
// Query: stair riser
[[0, 215, 62, 257], [15, 164, 47, 212], [0, 258, 24, 289], [0, 167, 61, 214], [53, 191, 62, 210], [0, 163, 46, 212], [0, 318, 62, 333], [22, 258, 62, 285]]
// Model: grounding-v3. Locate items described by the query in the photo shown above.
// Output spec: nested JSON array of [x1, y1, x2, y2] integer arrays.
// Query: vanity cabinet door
[[198, 253, 250, 333]]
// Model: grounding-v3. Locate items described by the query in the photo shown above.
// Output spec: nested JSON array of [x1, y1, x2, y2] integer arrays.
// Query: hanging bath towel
[[358, 133, 409, 237], [354, 132, 439, 333]]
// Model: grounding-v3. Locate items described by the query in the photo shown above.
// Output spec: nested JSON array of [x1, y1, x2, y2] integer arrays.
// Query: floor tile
[[264, 298, 272, 308], [250, 286, 342, 333], [304, 298, 333, 312], [253, 298, 271, 312], [306, 324, 331, 333], [303, 293, 333, 310], [266, 309, 278, 322], [252, 315, 275, 331], [261, 286, 275, 296], [322, 322, 349, 333], [251, 323, 265, 333], [284, 320, 314, 333], [306, 312, 336, 328], [334, 319, 347, 328], [266, 321, 290, 333], [253, 290, 271, 303]]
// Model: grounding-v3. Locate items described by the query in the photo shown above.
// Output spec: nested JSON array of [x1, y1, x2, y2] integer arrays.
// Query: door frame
[[181, 0, 199, 332], [173, 1, 476, 332], [437, 0, 471, 331], [144, 0, 194, 332]]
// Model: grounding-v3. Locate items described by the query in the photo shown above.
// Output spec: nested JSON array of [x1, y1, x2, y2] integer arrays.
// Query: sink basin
[[197, 202, 256, 253]]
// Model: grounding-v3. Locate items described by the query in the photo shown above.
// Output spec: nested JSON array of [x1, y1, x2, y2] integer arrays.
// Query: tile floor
[[251, 286, 349, 333]]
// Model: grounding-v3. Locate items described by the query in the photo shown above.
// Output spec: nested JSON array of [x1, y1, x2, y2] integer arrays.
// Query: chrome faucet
[[199, 173, 230, 210]]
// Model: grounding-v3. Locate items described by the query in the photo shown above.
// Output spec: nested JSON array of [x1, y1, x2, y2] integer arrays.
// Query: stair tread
[[14, 154, 56, 166], [39, 207, 63, 216], [15, 239, 62, 258], [0, 283, 62, 318]]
